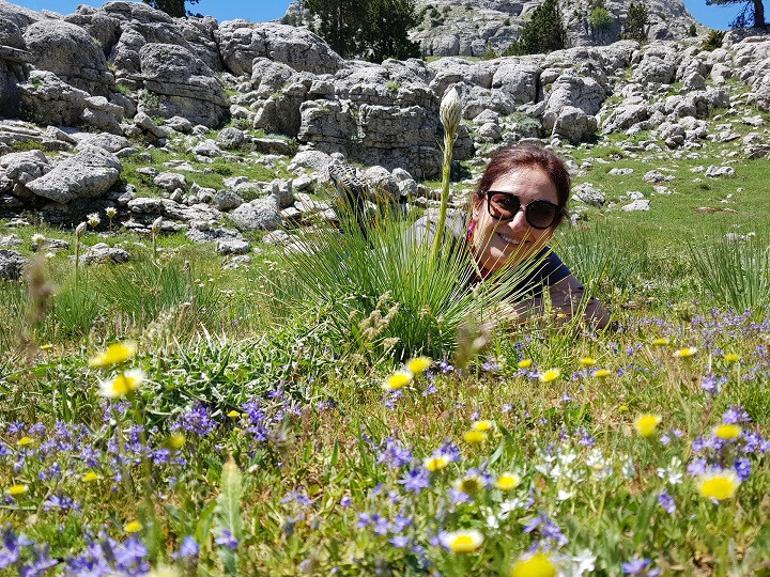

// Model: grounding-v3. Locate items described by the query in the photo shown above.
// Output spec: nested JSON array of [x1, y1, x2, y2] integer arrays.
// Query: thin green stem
[[431, 129, 457, 264]]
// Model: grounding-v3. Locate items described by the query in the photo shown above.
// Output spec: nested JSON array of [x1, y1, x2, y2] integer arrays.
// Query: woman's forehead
[[488, 167, 558, 202]]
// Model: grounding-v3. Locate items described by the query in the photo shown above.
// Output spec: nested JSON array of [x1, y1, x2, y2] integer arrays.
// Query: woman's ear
[[471, 197, 482, 219]]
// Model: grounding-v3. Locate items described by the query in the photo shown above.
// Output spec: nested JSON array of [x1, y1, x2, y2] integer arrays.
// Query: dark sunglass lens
[[527, 201, 558, 228], [489, 193, 520, 219]]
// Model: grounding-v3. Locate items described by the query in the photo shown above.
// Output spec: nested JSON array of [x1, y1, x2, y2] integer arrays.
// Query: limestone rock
[[573, 183, 606, 207], [621, 199, 650, 212], [0, 249, 26, 280], [216, 127, 246, 149], [138, 43, 229, 126], [216, 21, 342, 76], [18, 70, 90, 127], [705, 165, 735, 178], [230, 197, 281, 231], [216, 238, 250, 255], [80, 243, 130, 265], [25, 147, 122, 203], [213, 189, 243, 211], [23, 18, 113, 96], [153, 172, 187, 192], [551, 106, 597, 144]]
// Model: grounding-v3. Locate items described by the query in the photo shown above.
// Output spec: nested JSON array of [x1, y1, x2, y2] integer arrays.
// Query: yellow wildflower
[[440, 530, 483, 554], [592, 369, 611, 379], [510, 551, 557, 577], [406, 356, 431, 374], [89, 341, 137, 368], [423, 455, 450, 472], [7, 484, 28, 497], [39, 343, 54, 351], [633, 414, 662, 438], [673, 347, 697, 359], [517, 359, 533, 369], [539, 368, 561, 383], [455, 474, 484, 495], [713, 423, 741, 440], [99, 369, 144, 399], [723, 353, 740, 364], [167, 433, 186, 450], [579, 356, 596, 367], [83, 471, 101, 483], [652, 337, 670, 346], [463, 430, 487, 444], [227, 410, 241, 419], [383, 370, 413, 391], [495, 473, 521, 491], [124, 520, 143, 534], [471, 419, 494, 432], [697, 469, 740, 501], [17, 436, 35, 447]]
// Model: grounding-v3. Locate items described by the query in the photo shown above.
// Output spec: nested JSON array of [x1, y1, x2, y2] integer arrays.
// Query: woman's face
[[471, 166, 560, 272]]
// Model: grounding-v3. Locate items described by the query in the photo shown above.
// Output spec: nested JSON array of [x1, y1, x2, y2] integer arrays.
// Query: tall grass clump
[[98, 254, 221, 333], [270, 203, 542, 362], [688, 234, 770, 314], [556, 223, 650, 293]]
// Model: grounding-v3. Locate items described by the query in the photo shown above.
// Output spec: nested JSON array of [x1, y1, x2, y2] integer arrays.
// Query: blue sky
[[11, 0, 769, 29]]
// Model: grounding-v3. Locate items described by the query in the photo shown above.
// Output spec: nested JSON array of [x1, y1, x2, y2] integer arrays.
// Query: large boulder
[[0, 149, 50, 200], [601, 103, 651, 134], [216, 20, 342, 76], [23, 19, 113, 96], [138, 43, 229, 126], [491, 62, 540, 105], [632, 44, 680, 85], [542, 75, 604, 139], [25, 147, 122, 203], [230, 197, 281, 231], [0, 20, 30, 117], [551, 106, 597, 143], [18, 71, 123, 132]]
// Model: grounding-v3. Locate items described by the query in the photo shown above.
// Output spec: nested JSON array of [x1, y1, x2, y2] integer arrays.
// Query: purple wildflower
[[399, 468, 430, 494], [622, 557, 660, 576], [215, 529, 238, 551], [376, 437, 413, 469], [657, 491, 675, 514], [173, 536, 199, 560]]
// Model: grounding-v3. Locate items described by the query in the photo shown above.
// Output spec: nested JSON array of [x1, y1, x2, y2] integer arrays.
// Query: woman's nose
[[508, 209, 530, 236]]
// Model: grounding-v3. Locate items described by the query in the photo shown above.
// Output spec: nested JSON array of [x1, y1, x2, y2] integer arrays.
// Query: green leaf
[[215, 455, 243, 576]]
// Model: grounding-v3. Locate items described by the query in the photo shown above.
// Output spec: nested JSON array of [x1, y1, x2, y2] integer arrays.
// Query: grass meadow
[[0, 112, 769, 576]]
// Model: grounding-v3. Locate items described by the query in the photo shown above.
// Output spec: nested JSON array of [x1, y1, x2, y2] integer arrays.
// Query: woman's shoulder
[[410, 212, 468, 244]]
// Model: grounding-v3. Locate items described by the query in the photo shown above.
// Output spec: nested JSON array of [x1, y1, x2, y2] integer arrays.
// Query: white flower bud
[[30, 233, 46, 248], [439, 86, 462, 134], [105, 207, 117, 218], [151, 216, 163, 234], [75, 222, 87, 238]]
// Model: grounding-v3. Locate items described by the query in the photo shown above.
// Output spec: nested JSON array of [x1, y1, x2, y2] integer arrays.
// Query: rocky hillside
[[411, 0, 700, 57], [285, 0, 700, 58], [0, 0, 769, 274]]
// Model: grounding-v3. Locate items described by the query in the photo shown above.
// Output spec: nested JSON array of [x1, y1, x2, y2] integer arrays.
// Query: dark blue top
[[408, 214, 575, 299]]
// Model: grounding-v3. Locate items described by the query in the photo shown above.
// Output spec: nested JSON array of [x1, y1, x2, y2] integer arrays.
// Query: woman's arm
[[548, 274, 611, 329], [495, 274, 611, 329]]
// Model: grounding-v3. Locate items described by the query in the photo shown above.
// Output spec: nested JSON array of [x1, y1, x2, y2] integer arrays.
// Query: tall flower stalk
[[431, 86, 462, 263], [74, 221, 87, 286], [151, 217, 163, 263]]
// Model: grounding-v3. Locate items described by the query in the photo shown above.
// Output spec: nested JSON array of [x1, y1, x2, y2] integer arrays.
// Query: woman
[[412, 144, 610, 329]]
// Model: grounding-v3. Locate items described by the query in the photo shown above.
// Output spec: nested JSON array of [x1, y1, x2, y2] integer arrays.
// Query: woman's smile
[[496, 231, 529, 247]]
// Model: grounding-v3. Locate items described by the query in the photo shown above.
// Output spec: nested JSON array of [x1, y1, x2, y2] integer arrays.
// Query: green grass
[[0, 80, 769, 576]]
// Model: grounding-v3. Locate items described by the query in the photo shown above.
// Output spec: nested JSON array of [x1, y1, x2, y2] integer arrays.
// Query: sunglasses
[[485, 190, 563, 229]]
